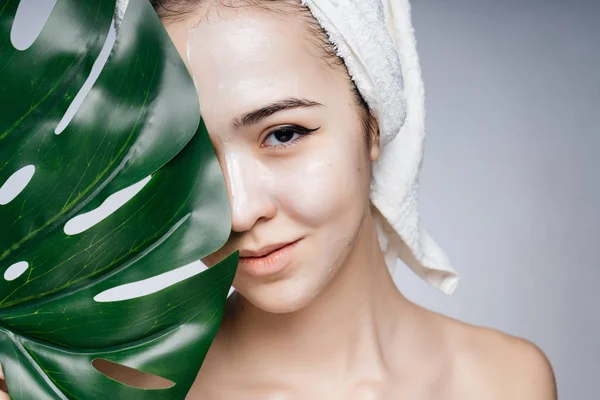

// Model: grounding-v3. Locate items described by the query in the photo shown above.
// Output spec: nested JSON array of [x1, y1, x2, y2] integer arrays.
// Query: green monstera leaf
[[0, 0, 237, 398]]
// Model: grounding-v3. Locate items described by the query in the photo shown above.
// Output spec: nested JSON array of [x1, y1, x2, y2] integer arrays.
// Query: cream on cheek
[[275, 136, 368, 300], [221, 137, 367, 303], [220, 143, 347, 232], [277, 139, 362, 227]]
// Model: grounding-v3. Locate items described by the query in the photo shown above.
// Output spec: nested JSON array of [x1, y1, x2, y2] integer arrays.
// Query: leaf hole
[[64, 175, 152, 236], [94, 260, 208, 302], [92, 358, 175, 390], [4, 261, 29, 281], [0, 165, 35, 205], [10, 0, 57, 51], [55, 19, 117, 135]]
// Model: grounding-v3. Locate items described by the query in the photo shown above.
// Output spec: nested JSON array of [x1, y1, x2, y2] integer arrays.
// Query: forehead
[[171, 8, 347, 122]]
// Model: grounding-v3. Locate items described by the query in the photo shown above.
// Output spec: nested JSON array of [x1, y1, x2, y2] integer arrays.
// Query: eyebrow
[[232, 98, 323, 129]]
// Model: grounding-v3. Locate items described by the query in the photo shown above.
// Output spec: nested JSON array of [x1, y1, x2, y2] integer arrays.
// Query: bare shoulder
[[442, 317, 557, 400]]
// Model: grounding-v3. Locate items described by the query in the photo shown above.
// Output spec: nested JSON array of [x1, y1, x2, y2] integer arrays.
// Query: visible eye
[[261, 125, 320, 149]]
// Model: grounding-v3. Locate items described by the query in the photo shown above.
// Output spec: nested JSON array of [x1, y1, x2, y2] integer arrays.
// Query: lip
[[238, 239, 301, 277]]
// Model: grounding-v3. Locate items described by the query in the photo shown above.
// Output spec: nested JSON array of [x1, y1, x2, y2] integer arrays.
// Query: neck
[[218, 209, 416, 381]]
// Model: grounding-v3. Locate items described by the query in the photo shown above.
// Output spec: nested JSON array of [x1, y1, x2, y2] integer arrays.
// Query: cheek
[[274, 135, 370, 227]]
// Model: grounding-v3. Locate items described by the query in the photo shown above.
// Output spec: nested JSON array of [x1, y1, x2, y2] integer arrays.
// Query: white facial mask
[[183, 7, 373, 311]]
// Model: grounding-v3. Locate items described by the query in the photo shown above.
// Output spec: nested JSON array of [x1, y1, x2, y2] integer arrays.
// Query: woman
[[0, 0, 557, 398]]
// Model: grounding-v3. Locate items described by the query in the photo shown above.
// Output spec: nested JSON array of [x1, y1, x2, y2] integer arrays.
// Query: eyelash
[[261, 125, 320, 150]]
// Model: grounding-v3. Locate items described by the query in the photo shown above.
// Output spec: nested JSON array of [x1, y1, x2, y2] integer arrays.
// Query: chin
[[235, 277, 324, 314]]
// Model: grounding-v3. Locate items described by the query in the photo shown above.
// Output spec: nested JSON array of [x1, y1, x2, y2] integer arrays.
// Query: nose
[[223, 152, 276, 233]]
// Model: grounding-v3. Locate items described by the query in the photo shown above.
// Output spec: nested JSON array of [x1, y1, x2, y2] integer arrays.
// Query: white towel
[[302, 0, 459, 294]]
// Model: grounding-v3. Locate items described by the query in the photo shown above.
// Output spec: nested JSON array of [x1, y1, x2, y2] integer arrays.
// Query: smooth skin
[[0, 2, 557, 399]]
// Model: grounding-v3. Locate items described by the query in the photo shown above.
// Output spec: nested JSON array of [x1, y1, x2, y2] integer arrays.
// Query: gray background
[[394, 0, 600, 398], [5, 0, 599, 399]]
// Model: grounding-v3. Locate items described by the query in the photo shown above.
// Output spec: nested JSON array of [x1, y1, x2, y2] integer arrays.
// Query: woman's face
[[166, 7, 379, 313]]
